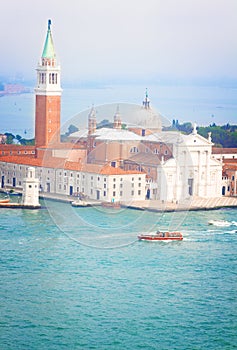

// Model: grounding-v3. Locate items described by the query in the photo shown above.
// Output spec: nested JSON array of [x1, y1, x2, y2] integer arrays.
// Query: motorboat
[[208, 220, 231, 227], [71, 200, 88, 207], [102, 202, 121, 209], [0, 198, 10, 204], [138, 231, 183, 241]]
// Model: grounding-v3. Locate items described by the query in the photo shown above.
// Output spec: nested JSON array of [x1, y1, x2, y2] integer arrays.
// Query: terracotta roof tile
[[212, 147, 237, 154], [0, 156, 144, 176]]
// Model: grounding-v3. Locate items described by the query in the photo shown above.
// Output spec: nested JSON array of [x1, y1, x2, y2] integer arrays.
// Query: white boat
[[138, 231, 183, 241], [71, 200, 89, 207], [208, 220, 231, 227]]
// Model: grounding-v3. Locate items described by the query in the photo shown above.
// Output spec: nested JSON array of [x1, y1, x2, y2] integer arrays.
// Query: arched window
[[130, 146, 139, 153], [153, 148, 159, 154]]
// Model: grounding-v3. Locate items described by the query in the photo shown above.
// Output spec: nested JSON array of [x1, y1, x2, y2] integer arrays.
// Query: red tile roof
[[212, 147, 237, 154], [0, 155, 144, 176]]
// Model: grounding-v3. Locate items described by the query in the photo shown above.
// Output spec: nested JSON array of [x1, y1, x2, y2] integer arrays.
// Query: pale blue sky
[[0, 0, 237, 83]]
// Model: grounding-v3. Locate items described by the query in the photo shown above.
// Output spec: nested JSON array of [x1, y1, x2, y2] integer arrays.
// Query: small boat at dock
[[71, 200, 89, 207], [138, 230, 183, 241], [0, 198, 10, 204], [102, 202, 121, 209]]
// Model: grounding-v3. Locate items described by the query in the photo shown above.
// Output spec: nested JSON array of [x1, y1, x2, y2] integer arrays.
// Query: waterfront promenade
[[1, 188, 237, 212], [125, 196, 237, 212], [40, 192, 237, 212]]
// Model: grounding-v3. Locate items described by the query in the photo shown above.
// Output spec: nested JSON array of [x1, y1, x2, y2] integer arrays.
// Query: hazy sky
[[0, 0, 237, 83]]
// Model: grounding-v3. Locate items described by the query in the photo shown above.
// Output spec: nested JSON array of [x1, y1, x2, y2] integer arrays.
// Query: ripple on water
[[0, 205, 237, 349]]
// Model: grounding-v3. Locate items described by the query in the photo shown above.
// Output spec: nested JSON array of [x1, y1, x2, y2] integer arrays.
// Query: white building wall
[[157, 135, 223, 201], [0, 162, 146, 203]]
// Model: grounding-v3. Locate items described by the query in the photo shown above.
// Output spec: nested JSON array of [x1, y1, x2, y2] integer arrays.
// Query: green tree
[[67, 124, 79, 135], [4, 133, 15, 144]]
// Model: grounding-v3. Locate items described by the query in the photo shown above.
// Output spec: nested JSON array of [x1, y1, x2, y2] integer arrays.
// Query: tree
[[4, 133, 15, 144], [67, 124, 79, 135], [15, 135, 22, 143]]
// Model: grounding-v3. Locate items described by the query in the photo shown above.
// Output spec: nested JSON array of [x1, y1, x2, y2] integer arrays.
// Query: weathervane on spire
[[48, 19, 51, 30], [145, 88, 148, 98], [143, 88, 150, 109]]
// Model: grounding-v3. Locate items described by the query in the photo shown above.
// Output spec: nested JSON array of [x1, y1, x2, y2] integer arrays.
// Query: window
[[153, 148, 159, 154], [104, 191, 106, 196], [120, 183, 123, 188], [113, 178, 116, 182], [131, 190, 134, 196], [120, 191, 123, 196], [138, 190, 141, 195], [130, 146, 139, 153], [138, 183, 141, 187], [132, 177, 134, 181], [232, 176, 235, 180], [113, 191, 116, 197], [132, 183, 134, 188], [104, 184, 106, 189], [113, 184, 116, 189]]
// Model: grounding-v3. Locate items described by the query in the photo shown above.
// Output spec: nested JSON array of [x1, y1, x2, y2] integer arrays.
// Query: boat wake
[[208, 220, 237, 227]]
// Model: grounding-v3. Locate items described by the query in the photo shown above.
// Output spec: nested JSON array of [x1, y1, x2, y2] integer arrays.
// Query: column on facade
[[205, 150, 210, 197]]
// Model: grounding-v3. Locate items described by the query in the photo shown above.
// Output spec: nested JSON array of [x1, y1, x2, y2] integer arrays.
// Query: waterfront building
[[212, 148, 237, 197], [212, 147, 237, 160], [0, 20, 225, 202], [0, 156, 145, 202]]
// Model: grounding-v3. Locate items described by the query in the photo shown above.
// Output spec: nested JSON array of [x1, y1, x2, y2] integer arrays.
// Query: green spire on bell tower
[[42, 19, 56, 59]]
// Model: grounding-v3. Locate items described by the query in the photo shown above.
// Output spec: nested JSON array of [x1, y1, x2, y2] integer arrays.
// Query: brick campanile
[[35, 20, 62, 148]]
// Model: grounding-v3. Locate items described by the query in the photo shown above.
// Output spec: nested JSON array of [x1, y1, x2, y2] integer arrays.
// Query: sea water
[[0, 84, 237, 138], [0, 201, 237, 349]]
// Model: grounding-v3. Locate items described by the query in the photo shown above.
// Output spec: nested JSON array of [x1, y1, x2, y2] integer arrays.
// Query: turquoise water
[[0, 201, 237, 349]]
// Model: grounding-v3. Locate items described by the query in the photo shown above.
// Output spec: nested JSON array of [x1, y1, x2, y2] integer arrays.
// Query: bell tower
[[35, 20, 62, 148]]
